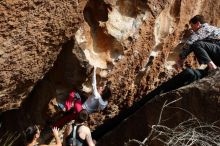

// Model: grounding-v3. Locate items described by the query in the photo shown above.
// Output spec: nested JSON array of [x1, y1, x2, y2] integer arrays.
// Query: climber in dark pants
[[187, 41, 220, 67], [147, 67, 207, 99], [175, 15, 220, 71], [152, 15, 220, 98]]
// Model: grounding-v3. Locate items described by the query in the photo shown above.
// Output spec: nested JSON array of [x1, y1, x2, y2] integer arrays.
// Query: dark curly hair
[[189, 15, 205, 24], [25, 125, 39, 143], [77, 109, 89, 123]]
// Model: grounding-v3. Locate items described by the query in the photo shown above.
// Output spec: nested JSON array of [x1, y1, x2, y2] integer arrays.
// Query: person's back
[[65, 124, 93, 146], [82, 94, 107, 113], [63, 110, 95, 146]]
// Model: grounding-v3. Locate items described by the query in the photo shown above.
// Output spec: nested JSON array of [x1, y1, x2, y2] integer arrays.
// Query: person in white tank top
[[82, 67, 112, 113]]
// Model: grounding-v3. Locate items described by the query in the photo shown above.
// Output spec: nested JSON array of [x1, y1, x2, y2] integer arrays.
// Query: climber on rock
[[49, 89, 83, 128], [145, 15, 220, 99], [82, 66, 112, 113], [174, 15, 220, 72], [52, 66, 112, 128], [58, 90, 82, 113]]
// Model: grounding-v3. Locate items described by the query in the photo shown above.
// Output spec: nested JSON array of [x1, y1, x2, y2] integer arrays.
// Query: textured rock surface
[[1, 0, 220, 145], [97, 69, 220, 146], [0, 0, 86, 111]]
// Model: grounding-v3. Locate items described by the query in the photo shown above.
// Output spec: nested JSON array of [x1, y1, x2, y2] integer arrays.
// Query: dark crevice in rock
[[117, 0, 147, 17], [46, 40, 88, 89], [0, 39, 89, 145], [169, 0, 181, 23], [83, 0, 111, 28], [0, 109, 25, 146]]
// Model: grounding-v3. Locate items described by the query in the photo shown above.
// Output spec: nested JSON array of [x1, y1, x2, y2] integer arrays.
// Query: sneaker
[[74, 92, 81, 100], [208, 61, 217, 70], [58, 103, 66, 111]]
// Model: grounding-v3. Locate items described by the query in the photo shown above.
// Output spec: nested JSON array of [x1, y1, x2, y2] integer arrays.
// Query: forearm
[[92, 67, 97, 92], [51, 127, 62, 146], [86, 137, 95, 146], [39, 136, 61, 146], [92, 67, 97, 84], [54, 135, 62, 146], [89, 143, 95, 146]]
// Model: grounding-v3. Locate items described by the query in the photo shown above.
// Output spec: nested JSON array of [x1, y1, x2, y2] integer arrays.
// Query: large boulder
[[97, 69, 220, 146], [0, 0, 87, 111]]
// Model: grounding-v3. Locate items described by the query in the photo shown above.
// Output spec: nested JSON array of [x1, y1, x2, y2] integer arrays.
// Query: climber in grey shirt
[[82, 67, 112, 113]]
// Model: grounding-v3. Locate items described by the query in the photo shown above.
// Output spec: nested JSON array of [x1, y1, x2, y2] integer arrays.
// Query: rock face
[[1, 0, 220, 145], [0, 0, 86, 111], [97, 69, 220, 146]]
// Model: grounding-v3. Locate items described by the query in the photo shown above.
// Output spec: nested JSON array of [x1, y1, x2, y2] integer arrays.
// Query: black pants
[[147, 67, 208, 97], [190, 41, 220, 65]]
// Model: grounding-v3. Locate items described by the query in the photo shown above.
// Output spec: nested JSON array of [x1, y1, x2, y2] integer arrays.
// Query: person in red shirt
[[52, 91, 82, 128]]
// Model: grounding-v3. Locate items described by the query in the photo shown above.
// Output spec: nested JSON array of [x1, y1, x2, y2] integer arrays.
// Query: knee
[[190, 41, 208, 56], [182, 68, 197, 81], [190, 41, 204, 51]]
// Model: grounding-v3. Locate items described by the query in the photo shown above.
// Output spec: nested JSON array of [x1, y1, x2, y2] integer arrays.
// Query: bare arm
[[92, 67, 97, 91], [39, 127, 61, 146], [91, 67, 100, 99], [52, 127, 62, 146], [85, 127, 95, 146], [62, 124, 72, 146]]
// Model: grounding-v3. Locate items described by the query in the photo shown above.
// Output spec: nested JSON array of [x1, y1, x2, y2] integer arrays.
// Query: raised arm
[[51, 127, 62, 146], [40, 127, 62, 146], [91, 67, 100, 98]]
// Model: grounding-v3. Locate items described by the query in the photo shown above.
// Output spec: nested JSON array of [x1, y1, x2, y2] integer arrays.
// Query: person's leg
[[74, 99, 82, 113], [65, 91, 75, 111], [190, 41, 220, 67], [148, 68, 207, 97], [52, 112, 77, 128], [57, 103, 66, 111]]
